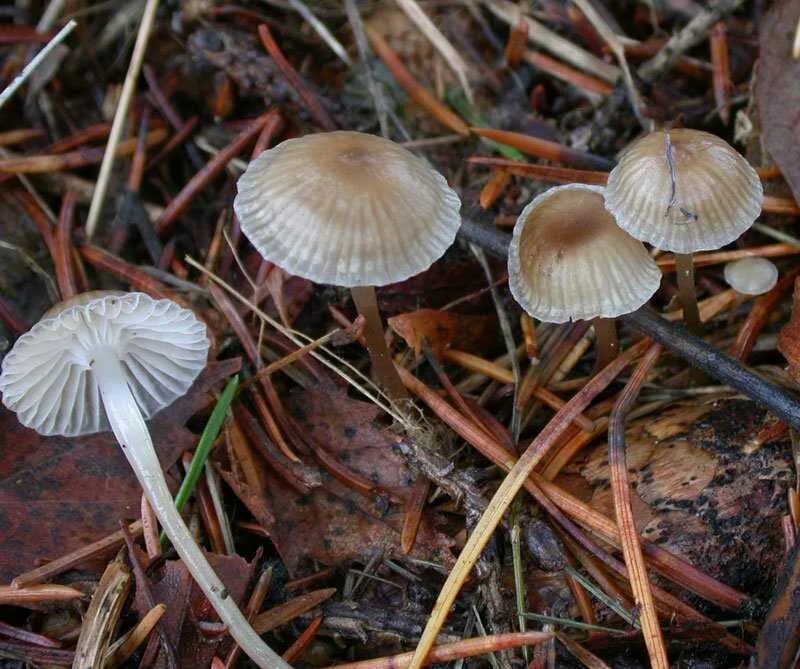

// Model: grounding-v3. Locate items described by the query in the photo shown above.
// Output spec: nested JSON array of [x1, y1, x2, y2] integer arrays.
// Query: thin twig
[[0, 20, 76, 110], [85, 0, 159, 237]]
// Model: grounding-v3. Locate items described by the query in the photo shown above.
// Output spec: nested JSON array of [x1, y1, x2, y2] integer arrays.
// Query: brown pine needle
[[282, 616, 323, 662], [608, 344, 669, 669], [471, 127, 613, 170], [326, 631, 553, 669], [252, 588, 337, 634], [479, 170, 511, 209], [0, 584, 83, 605], [401, 477, 431, 554]]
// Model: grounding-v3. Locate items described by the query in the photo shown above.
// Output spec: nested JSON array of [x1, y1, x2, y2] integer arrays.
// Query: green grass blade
[[160, 373, 240, 547]]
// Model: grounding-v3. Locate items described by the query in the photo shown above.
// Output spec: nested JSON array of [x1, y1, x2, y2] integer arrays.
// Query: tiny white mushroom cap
[[233, 131, 462, 287], [723, 257, 779, 296], [509, 184, 662, 323], [0, 292, 209, 437], [605, 129, 763, 253]]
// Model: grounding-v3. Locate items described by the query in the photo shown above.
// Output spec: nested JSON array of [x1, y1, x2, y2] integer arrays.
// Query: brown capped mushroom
[[508, 184, 661, 366], [605, 128, 763, 332], [234, 131, 461, 398]]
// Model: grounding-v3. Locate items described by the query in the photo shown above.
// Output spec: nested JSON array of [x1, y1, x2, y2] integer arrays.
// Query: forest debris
[[252, 588, 336, 634], [0, 584, 82, 605], [486, 0, 620, 83], [758, 0, 800, 204], [72, 559, 131, 669]]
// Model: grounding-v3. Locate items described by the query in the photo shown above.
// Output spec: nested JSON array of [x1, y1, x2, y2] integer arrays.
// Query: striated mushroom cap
[[723, 257, 779, 296], [233, 131, 462, 287], [509, 184, 662, 323], [0, 292, 209, 437], [605, 129, 763, 253]]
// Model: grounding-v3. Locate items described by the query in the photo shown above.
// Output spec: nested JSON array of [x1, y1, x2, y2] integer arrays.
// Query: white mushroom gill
[[0, 292, 289, 669]]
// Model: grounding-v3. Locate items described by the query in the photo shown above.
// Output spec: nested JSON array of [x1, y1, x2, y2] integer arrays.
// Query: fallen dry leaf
[[0, 359, 241, 582], [258, 387, 455, 573], [778, 278, 800, 380], [133, 549, 255, 669], [758, 0, 800, 203]]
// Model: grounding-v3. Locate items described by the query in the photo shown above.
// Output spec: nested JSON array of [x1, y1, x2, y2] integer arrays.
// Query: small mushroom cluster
[[508, 128, 764, 362]]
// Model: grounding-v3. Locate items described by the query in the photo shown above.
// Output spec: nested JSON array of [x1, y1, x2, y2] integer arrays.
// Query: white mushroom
[[0, 291, 288, 669], [723, 257, 779, 296]]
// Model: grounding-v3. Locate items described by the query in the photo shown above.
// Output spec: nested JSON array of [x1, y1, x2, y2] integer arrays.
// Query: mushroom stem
[[675, 253, 701, 334], [90, 348, 288, 669], [350, 285, 409, 401], [592, 318, 619, 371]]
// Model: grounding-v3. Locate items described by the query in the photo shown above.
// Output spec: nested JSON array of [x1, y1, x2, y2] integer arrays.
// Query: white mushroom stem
[[90, 348, 289, 669]]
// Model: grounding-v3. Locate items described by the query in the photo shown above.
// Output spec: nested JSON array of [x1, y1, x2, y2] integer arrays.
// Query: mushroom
[[0, 291, 288, 669], [233, 130, 462, 399], [723, 257, 779, 296], [508, 184, 661, 367], [605, 128, 763, 333]]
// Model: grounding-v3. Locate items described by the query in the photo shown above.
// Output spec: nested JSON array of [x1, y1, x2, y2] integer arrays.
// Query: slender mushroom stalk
[[593, 317, 619, 370], [674, 252, 701, 333], [0, 292, 289, 669], [350, 285, 408, 399], [233, 131, 462, 402], [604, 128, 762, 334]]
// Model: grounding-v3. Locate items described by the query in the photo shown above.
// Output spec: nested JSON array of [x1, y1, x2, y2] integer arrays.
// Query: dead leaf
[[758, 0, 800, 203], [388, 309, 460, 356], [261, 387, 455, 574], [779, 278, 800, 380], [0, 359, 241, 583], [133, 550, 255, 669]]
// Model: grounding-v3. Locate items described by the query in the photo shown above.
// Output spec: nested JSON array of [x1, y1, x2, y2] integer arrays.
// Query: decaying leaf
[[757, 0, 800, 203], [388, 309, 498, 357], [132, 549, 255, 668], [261, 387, 455, 573], [778, 278, 800, 380], [0, 360, 241, 582]]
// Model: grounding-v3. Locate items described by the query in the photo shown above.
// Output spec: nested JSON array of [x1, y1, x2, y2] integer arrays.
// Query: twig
[[85, 0, 159, 238], [0, 20, 76, 110], [394, 0, 474, 103], [265, 0, 351, 65], [608, 344, 668, 668], [458, 219, 800, 431], [638, 0, 748, 83]]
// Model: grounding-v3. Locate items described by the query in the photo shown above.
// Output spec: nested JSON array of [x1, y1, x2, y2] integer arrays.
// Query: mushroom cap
[[233, 131, 462, 287], [508, 184, 662, 323], [605, 129, 763, 253], [0, 292, 210, 437], [723, 257, 779, 295]]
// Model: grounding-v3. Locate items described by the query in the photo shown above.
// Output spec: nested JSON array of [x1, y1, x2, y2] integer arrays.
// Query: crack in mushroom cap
[[509, 184, 662, 323], [723, 257, 779, 296], [605, 129, 763, 254], [233, 131, 462, 287], [0, 292, 210, 437]]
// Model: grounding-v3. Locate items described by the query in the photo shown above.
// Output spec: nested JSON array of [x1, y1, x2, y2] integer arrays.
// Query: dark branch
[[458, 220, 800, 431]]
